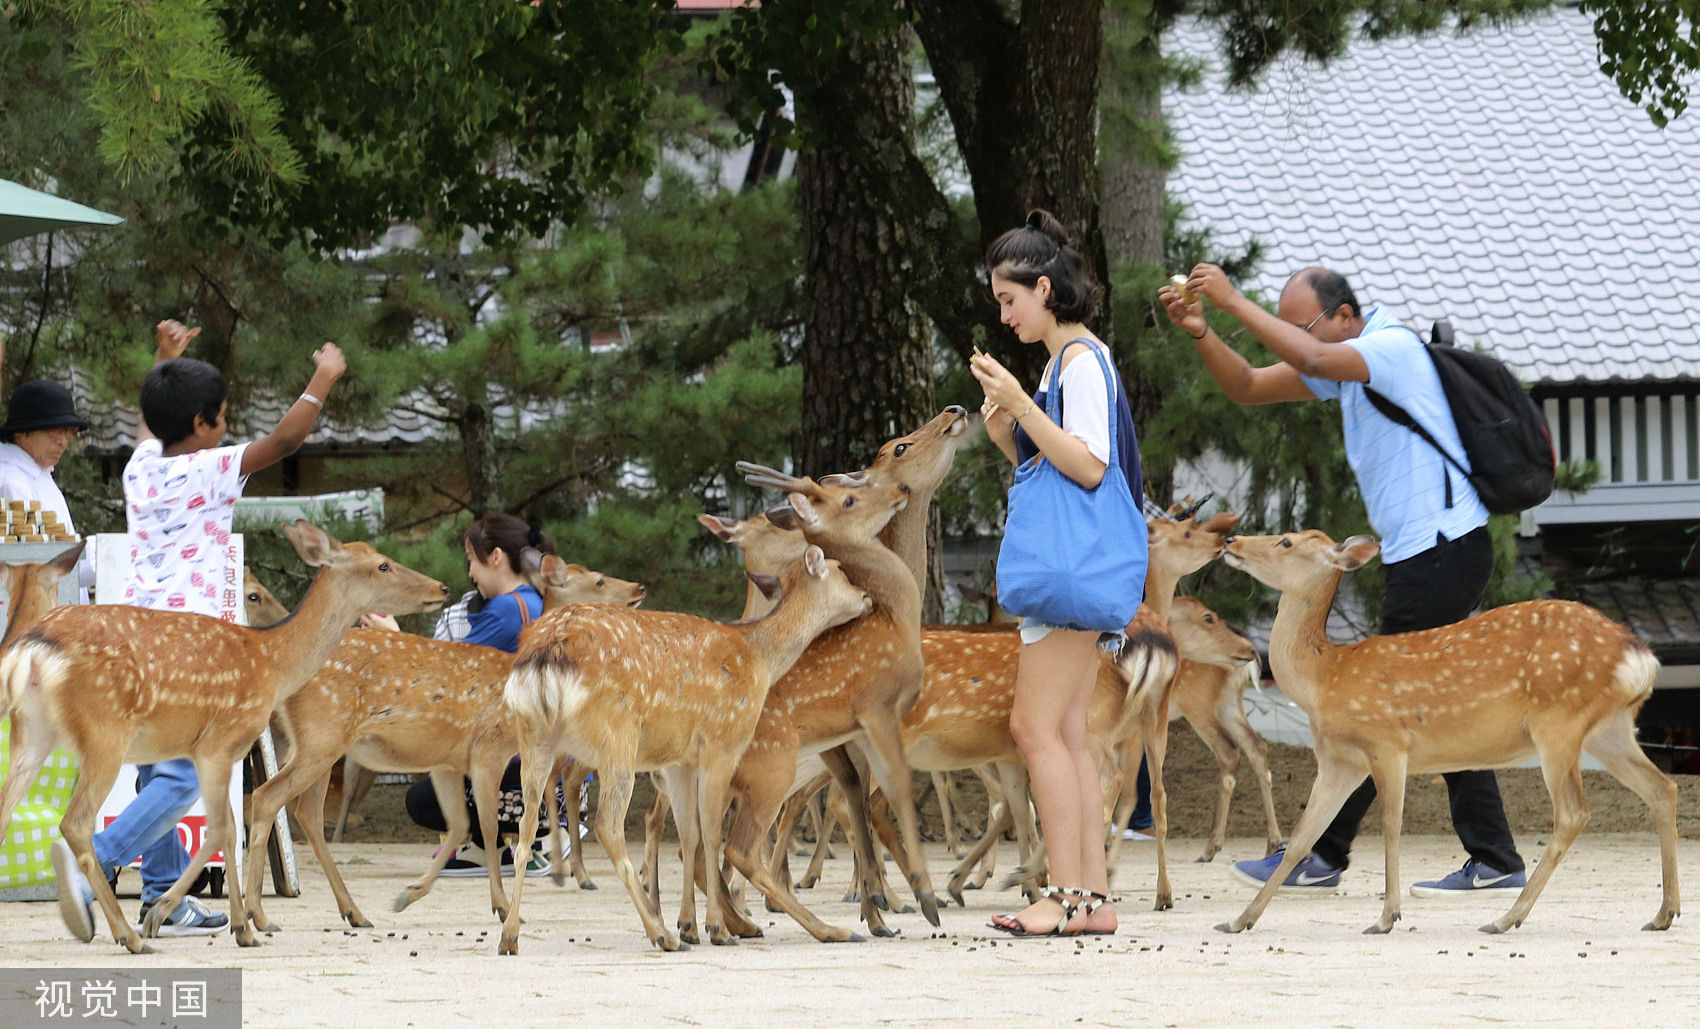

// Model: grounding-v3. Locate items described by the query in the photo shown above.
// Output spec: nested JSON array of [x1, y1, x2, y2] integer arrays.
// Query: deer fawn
[[1216, 530, 1679, 936], [0, 521, 447, 952], [498, 535, 880, 953], [238, 555, 644, 932], [1162, 596, 1280, 863]]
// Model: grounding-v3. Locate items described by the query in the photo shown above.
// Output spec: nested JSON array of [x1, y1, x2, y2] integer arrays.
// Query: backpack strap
[[515, 587, 536, 627], [1361, 328, 1469, 509]]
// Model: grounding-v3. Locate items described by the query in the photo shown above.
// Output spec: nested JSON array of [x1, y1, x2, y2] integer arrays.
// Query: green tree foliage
[[1580, 0, 1700, 126]]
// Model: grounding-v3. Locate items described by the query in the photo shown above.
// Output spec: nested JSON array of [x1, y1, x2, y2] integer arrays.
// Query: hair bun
[[1023, 208, 1070, 246], [526, 524, 544, 548]]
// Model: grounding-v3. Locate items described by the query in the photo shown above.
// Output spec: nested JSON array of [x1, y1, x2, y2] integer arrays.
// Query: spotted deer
[[0, 521, 447, 952], [498, 535, 881, 953], [1215, 530, 1679, 936], [1160, 596, 1280, 863], [709, 406, 969, 938], [238, 555, 645, 932]]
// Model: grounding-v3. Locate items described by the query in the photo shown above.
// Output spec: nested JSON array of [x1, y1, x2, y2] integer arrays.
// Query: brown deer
[[1215, 530, 1679, 936], [497, 534, 882, 953], [0, 521, 447, 952], [238, 555, 645, 931], [712, 406, 968, 937], [1160, 596, 1280, 863]]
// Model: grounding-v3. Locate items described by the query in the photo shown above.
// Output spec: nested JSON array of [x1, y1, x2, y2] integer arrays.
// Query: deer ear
[[520, 547, 546, 574], [747, 570, 782, 602], [1332, 534, 1381, 570], [786, 493, 820, 530], [804, 545, 828, 579], [284, 520, 344, 567], [763, 504, 803, 532], [46, 541, 86, 577], [697, 513, 738, 541], [1201, 511, 1241, 534]]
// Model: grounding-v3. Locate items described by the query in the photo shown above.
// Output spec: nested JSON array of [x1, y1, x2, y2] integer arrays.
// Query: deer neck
[[249, 568, 365, 704], [1143, 565, 1186, 623], [879, 485, 936, 601], [1265, 572, 1344, 711], [824, 537, 921, 636], [740, 592, 851, 688]]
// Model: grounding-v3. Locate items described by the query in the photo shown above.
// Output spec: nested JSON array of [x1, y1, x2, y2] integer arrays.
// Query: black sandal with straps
[[1058, 887, 1117, 937], [987, 885, 1076, 937]]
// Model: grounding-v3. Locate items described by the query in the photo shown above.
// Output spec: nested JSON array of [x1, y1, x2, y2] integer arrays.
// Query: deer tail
[[0, 641, 63, 724], [1614, 637, 1660, 711], [503, 651, 584, 728]]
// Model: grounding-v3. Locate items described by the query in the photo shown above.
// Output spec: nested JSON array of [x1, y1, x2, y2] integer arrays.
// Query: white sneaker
[[1120, 828, 1156, 842], [51, 839, 96, 943]]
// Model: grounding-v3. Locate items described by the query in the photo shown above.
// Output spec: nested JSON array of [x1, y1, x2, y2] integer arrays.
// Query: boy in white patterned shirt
[[53, 320, 345, 941]]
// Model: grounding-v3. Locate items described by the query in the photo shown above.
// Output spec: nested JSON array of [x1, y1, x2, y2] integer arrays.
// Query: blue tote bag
[[995, 343, 1147, 633]]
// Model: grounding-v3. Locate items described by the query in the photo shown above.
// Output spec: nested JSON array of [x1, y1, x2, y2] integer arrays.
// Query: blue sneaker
[[1409, 858, 1526, 897], [139, 895, 228, 937], [51, 839, 96, 943], [1230, 845, 1342, 890]]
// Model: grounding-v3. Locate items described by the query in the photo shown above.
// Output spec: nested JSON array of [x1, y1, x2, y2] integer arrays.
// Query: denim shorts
[[1018, 616, 1126, 653]]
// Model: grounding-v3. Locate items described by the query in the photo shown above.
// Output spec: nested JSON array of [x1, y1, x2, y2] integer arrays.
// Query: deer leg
[[854, 715, 941, 927], [596, 766, 680, 951], [1000, 760, 1044, 902], [768, 771, 828, 909], [469, 758, 512, 920], [1103, 734, 1142, 883], [498, 733, 557, 956], [696, 757, 741, 946], [817, 745, 893, 936], [0, 710, 55, 838], [563, 760, 599, 890], [1217, 699, 1283, 858], [1582, 708, 1680, 931], [1484, 742, 1590, 935], [143, 757, 255, 946], [932, 772, 963, 857], [867, 790, 918, 914], [659, 764, 702, 945], [60, 750, 149, 953], [243, 748, 336, 932], [642, 779, 670, 911], [719, 785, 864, 947], [1366, 754, 1410, 935], [1218, 751, 1366, 934], [394, 771, 478, 914], [1143, 703, 1175, 911], [332, 758, 375, 843], [800, 787, 835, 888], [285, 769, 371, 928], [947, 803, 1009, 906], [1184, 717, 1240, 864]]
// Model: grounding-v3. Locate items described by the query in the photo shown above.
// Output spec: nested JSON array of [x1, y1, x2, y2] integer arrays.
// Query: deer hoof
[[947, 884, 966, 908], [869, 893, 890, 912], [870, 924, 896, 939], [1214, 920, 1246, 934], [346, 913, 372, 929], [234, 927, 260, 948], [709, 930, 738, 947], [497, 932, 519, 955], [918, 891, 940, 927], [576, 879, 598, 891], [1479, 921, 1508, 934], [392, 888, 421, 913]]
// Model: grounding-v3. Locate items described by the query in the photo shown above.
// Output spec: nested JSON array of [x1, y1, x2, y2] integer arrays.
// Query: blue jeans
[[90, 759, 200, 903]]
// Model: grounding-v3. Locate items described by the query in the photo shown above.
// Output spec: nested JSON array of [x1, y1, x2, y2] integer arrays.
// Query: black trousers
[[1310, 525, 1524, 874]]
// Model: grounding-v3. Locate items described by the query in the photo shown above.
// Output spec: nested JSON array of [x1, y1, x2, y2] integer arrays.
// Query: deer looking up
[[237, 555, 645, 933], [0, 521, 447, 953], [498, 533, 881, 954], [1215, 530, 1678, 937]]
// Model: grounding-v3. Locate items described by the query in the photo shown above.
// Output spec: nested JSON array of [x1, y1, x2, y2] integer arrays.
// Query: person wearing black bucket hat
[[0, 378, 94, 602]]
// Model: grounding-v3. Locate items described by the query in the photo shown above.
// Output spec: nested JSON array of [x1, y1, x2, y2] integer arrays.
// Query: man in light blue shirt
[[1160, 264, 1527, 896]]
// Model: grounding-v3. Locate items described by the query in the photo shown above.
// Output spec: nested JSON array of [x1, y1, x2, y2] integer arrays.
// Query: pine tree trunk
[[1100, 1, 1172, 506], [794, 18, 942, 617]]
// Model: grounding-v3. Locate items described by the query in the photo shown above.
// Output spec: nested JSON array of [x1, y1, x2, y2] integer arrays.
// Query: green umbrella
[[0, 177, 123, 246]]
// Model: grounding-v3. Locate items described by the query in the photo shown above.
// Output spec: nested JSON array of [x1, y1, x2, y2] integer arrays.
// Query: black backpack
[[1363, 320, 1556, 516]]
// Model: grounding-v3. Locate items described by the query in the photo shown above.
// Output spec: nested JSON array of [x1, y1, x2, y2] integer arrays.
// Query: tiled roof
[[1164, 5, 1700, 388], [1567, 577, 1700, 660], [64, 367, 564, 455]]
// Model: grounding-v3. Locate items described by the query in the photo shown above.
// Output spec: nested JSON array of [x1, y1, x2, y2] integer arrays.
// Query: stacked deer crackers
[[2, 500, 79, 544]]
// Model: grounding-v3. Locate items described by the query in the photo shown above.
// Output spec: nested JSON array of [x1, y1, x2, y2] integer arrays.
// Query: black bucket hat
[[0, 379, 89, 441]]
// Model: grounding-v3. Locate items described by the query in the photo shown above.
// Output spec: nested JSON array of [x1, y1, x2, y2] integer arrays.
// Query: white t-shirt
[[1037, 339, 1116, 466], [121, 439, 250, 616]]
